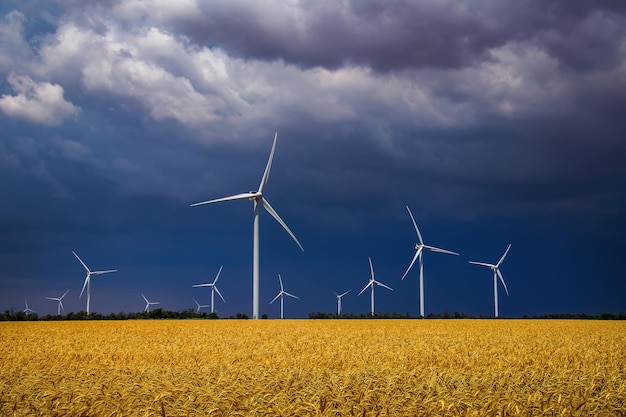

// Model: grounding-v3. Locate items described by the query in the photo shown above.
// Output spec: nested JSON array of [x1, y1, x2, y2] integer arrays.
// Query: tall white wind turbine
[[141, 294, 160, 312], [73, 251, 117, 315], [270, 274, 299, 319], [401, 206, 459, 317], [358, 258, 393, 316], [193, 298, 210, 313], [23, 299, 36, 315], [192, 266, 226, 314], [190, 133, 304, 319], [469, 244, 511, 318], [335, 290, 351, 316], [46, 290, 69, 315]]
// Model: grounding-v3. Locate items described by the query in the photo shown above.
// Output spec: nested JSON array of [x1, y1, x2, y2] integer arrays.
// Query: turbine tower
[[358, 258, 393, 316], [46, 290, 69, 315], [192, 266, 226, 314], [190, 133, 304, 319], [73, 251, 117, 315], [23, 299, 36, 315], [270, 274, 298, 319], [335, 290, 351, 316], [401, 206, 459, 317], [469, 244, 511, 318], [141, 294, 160, 312]]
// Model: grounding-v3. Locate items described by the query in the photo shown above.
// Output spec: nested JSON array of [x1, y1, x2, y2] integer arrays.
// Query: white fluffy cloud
[[0, 74, 80, 125]]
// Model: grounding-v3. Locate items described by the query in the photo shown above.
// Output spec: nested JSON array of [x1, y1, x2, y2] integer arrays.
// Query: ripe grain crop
[[1, 320, 624, 416]]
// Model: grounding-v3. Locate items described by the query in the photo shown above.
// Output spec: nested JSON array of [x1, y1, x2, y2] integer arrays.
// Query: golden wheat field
[[0, 320, 624, 416]]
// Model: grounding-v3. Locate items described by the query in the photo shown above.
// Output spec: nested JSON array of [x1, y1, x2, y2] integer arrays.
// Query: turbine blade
[[401, 247, 422, 280], [142, 294, 148, 303], [259, 132, 277, 193], [91, 269, 117, 275], [283, 292, 299, 299], [45, 297, 56, 301], [375, 281, 394, 291], [425, 245, 459, 256], [190, 192, 257, 207], [498, 244, 512, 267], [192, 283, 211, 287], [406, 205, 424, 245], [72, 251, 90, 273], [214, 286, 226, 303], [60, 290, 70, 299], [278, 274, 284, 291], [193, 298, 200, 307], [262, 198, 304, 252], [79, 274, 89, 299], [497, 269, 509, 296], [368, 257, 375, 281], [213, 265, 223, 284], [468, 261, 494, 268], [270, 293, 281, 304], [339, 289, 351, 297], [358, 282, 372, 296]]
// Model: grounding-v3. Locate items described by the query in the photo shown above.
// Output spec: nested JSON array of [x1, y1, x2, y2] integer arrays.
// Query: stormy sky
[[1, 0, 625, 318]]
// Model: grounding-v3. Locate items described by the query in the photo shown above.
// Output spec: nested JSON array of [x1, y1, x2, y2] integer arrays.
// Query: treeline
[[308, 311, 626, 320], [2, 309, 625, 321], [0, 308, 253, 321]]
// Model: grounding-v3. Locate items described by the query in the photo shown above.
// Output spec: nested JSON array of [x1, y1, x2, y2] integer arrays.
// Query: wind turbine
[[358, 258, 393, 316], [141, 294, 160, 312], [192, 266, 226, 314], [46, 290, 69, 315], [73, 251, 117, 315], [23, 299, 36, 315], [469, 244, 511, 318], [401, 205, 459, 317], [193, 298, 210, 313], [335, 290, 351, 316], [270, 274, 299, 319], [190, 133, 304, 319]]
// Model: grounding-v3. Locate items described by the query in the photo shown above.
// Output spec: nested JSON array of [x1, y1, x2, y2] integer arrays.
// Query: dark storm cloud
[[134, 0, 626, 73]]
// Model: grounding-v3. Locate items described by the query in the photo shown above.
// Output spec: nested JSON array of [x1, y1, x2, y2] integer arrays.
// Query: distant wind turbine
[[73, 251, 117, 315], [358, 258, 393, 316], [23, 299, 36, 315], [401, 206, 459, 317], [46, 290, 69, 315], [190, 133, 304, 319], [193, 298, 210, 313], [141, 294, 160, 312], [469, 244, 511, 318], [192, 266, 226, 314], [335, 290, 351, 316], [270, 274, 299, 319]]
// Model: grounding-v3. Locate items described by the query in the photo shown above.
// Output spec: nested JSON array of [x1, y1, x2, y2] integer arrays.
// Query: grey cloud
[[0, 11, 34, 73], [107, 0, 625, 74], [0, 74, 80, 125], [4, 1, 626, 74]]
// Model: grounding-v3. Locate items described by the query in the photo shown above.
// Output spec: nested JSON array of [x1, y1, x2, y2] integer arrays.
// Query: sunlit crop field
[[1, 320, 624, 416]]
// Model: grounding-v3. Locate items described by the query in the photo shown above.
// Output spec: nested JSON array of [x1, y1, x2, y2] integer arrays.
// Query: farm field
[[1, 320, 624, 416]]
